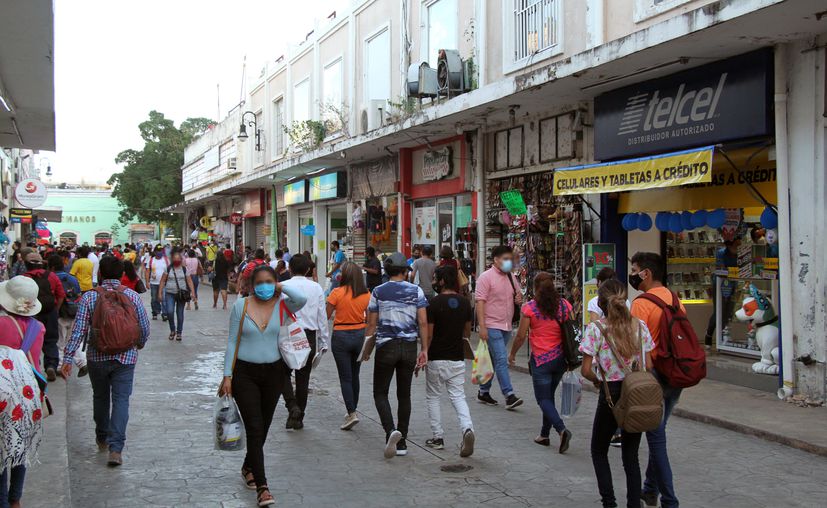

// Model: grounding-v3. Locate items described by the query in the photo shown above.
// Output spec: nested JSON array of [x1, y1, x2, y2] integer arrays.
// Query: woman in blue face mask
[[218, 265, 306, 507]]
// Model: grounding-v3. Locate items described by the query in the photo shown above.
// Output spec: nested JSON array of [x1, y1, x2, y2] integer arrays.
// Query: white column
[[313, 202, 329, 289]]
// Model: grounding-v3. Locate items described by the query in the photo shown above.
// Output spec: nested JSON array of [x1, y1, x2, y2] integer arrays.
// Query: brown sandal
[[256, 486, 276, 506], [241, 467, 255, 490]]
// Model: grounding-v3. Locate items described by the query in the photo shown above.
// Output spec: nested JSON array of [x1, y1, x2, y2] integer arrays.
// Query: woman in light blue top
[[218, 265, 306, 507]]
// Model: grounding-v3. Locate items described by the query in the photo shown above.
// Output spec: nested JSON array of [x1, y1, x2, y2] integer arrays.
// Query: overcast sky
[[45, 0, 344, 184]]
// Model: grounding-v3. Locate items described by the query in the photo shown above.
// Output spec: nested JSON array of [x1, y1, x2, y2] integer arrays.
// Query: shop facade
[[284, 170, 349, 288], [400, 136, 478, 277], [349, 156, 400, 264], [561, 49, 783, 391]]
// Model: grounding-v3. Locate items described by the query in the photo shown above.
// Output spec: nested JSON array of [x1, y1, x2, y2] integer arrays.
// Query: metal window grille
[[273, 99, 284, 156], [513, 0, 558, 63]]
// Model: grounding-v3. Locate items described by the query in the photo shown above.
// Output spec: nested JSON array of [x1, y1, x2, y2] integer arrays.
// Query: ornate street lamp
[[238, 111, 261, 151]]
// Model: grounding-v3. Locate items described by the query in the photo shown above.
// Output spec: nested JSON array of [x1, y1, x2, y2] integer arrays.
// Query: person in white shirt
[[278, 253, 330, 429], [587, 268, 631, 322], [146, 246, 169, 320], [88, 249, 100, 286]]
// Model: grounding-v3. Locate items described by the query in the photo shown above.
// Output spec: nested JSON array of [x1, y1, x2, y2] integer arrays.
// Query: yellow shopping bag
[[471, 340, 494, 385]]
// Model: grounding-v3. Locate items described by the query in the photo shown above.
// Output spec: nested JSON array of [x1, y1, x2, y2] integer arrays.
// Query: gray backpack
[[595, 322, 664, 433]]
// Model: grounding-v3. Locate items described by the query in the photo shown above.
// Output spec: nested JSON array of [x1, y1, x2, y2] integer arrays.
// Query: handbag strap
[[230, 298, 249, 375], [172, 266, 182, 291]]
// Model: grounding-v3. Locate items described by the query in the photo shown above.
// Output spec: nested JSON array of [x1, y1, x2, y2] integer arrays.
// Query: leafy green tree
[[108, 111, 214, 225]]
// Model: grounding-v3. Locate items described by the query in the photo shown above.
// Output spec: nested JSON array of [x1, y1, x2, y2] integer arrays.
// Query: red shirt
[[440, 259, 460, 269], [521, 299, 573, 366], [120, 274, 139, 290], [24, 269, 66, 301]]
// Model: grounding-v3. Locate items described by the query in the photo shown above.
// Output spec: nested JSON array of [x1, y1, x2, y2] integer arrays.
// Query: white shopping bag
[[559, 370, 583, 418], [277, 300, 311, 370]]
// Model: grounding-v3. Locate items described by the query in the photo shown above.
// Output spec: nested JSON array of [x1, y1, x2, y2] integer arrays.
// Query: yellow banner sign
[[553, 146, 714, 195]]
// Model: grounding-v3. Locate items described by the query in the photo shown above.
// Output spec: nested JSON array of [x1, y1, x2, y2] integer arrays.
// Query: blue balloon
[[707, 208, 726, 229], [622, 214, 638, 231], [690, 210, 708, 229], [669, 214, 683, 233], [760, 207, 778, 229], [655, 212, 670, 231], [681, 211, 694, 230], [638, 213, 653, 232]]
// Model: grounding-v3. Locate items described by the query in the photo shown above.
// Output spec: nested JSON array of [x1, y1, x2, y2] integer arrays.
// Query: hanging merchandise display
[[486, 172, 586, 319]]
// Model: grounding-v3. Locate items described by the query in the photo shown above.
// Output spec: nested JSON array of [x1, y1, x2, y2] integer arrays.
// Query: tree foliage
[[108, 111, 214, 225]]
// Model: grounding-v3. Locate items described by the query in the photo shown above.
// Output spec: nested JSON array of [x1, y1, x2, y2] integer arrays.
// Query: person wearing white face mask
[[473, 245, 524, 410]]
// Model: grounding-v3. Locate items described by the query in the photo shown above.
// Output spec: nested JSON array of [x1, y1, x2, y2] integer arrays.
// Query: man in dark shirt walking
[[363, 246, 383, 292], [424, 265, 475, 457]]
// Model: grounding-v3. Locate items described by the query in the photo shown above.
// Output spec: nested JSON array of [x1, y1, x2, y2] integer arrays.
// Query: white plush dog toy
[[734, 285, 779, 375]]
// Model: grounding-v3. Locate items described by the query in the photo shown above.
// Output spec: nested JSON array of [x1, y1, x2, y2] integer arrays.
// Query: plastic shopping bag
[[214, 396, 245, 451], [278, 300, 311, 370], [559, 370, 583, 418], [471, 341, 494, 385]]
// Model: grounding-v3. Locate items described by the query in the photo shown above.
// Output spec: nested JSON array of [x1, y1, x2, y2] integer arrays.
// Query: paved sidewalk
[[26, 287, 827, 507]]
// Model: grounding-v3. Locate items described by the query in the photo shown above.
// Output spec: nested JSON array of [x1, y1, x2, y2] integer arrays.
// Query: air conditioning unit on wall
[[360, 99, 386, 134], [227, 157, 238, 170], [437, 49, 471, 98]]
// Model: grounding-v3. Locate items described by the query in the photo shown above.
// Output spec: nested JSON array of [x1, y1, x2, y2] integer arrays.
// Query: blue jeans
[[150, 284, 165, 317], [480, 328, 514, 397], [189, 275, 200, 296], [331, 329, 365, 414], [88, 361, 136, 453], [164, 293, 185, 333], [0, 466, 25, 507], [529, 353, 567, 437], [643, 370, 683, 508]]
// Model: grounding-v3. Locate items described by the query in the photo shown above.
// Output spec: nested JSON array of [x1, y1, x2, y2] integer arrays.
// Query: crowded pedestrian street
[[22, 286, 827, 508]]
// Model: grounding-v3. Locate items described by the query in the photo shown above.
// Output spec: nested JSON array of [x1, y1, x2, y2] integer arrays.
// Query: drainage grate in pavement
[[440, 464, 473, 473]]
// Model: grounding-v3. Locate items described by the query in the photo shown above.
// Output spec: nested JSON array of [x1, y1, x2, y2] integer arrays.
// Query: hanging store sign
[[283, 180, 307, 205], [308, 172, 347, 201], [300, 224, 316, 236], [422, 147, 453, 181], [243, 190, 264, 218], [15, 179, 48, 208], [553, 146, 714, 196], [594, 49, 773, 160], [499, 190, 527, 215], [9, 207, 33, 224], [229, 213, 243, 225]]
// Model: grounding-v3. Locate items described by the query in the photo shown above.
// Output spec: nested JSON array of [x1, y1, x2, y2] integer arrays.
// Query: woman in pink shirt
[[184, 249, 202, 310], [508, 272, 573, 454], [0, 276, 45, 373]]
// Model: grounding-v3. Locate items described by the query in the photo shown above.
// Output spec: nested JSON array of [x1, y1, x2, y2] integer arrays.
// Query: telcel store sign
[[595, 49, 772, 160]]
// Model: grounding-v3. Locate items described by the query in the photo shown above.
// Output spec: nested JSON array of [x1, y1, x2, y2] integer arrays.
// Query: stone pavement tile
[[26, 287, 827, 507]]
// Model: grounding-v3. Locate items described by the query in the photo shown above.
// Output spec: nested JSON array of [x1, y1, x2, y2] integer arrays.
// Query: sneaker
[[78, 366, 89, 378], [286, 407, 302, 430], [425, 437, 445, 450], [477, 392, 498, 406], [460, 429, 475, 458], [152, 315, 158, 321], [384, 430, 402, 459], [161, 314, 168, 322], [396, 438, 408, 456], [640, 492, 658, 507], [505, 394, 524, 410], [610, 433, 622, 448], [107, 451, 123, 467], [558, 429, 572, 454], [46, 368, 57, 382], [340, 412, 360, 431]]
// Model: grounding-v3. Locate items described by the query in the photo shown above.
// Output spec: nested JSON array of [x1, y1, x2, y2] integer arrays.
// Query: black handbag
[[507, 273, 522, 324], [134, 278, 147, 294], [555, 300, 582, 368], [172, 267, 192, 302]]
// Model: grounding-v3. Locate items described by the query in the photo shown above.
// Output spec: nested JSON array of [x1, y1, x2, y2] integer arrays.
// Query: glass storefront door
[[298, 209, 313, 255], [437, 199, 454, 253]]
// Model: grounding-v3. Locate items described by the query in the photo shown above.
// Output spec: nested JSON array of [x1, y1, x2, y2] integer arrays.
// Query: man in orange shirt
[[629, 252, 681, 508]]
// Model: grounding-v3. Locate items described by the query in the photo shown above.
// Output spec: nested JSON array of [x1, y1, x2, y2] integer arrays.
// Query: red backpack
[[89, 287, 142, 355], [636, 291, 706, 388]]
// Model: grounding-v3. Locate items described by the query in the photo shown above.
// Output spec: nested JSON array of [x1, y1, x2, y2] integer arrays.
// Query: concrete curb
[[508, 365, 827, 458]]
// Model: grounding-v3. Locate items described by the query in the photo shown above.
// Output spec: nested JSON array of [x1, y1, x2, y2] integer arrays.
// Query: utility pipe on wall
[[773, 45, 795, 399]]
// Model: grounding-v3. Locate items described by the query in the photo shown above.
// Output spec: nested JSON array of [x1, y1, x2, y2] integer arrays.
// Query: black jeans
[[233, 359, 286, 488], [373, 339, 417, 438], [591, 381, 643, 508], [331, 329, 365, 414], [280, 331, 317, 415], [36, 309, 60, 370]]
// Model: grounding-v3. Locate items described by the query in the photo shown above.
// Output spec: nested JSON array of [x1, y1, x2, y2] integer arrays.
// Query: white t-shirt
[[587, 296, 631, 318], [88, 252, 100, 284], [149, 257, 169, 285]]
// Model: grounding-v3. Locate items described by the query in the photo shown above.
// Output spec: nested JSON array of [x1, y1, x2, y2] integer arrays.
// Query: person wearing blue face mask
[[219, 265, 306, 507]]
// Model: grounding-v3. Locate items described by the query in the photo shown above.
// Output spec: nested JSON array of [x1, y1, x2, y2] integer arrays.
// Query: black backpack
[[32, 273, 56, 315], [58, 274, 81, 318]]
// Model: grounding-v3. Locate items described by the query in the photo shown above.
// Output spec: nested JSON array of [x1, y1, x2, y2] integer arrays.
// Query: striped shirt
[[64, 279, 151, 365]]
